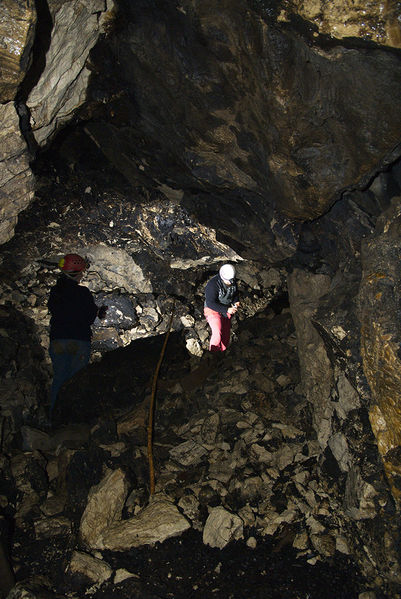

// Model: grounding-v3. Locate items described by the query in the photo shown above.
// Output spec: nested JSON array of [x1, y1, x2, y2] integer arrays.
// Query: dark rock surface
[[0, 301, 396, 598], [0, 1, 401, 597], [82, 0, 401, 223]]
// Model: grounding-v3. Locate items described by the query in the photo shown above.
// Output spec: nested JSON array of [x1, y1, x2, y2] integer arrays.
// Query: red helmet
[[59, 253, 88, 272]]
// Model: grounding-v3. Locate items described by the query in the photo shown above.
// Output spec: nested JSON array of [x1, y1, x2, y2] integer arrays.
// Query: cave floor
[[6, 307, 387, 599], [12, 527, 367, 599]]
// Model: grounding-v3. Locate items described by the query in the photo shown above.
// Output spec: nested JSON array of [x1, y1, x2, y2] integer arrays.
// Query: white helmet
[[219, 264, 236, 282]]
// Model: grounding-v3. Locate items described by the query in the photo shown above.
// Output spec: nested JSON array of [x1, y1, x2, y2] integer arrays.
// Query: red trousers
[[204, 307, 232, 352]]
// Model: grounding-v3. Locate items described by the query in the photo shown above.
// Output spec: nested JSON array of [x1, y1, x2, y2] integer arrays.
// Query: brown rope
[[147, 301, 176, 496]]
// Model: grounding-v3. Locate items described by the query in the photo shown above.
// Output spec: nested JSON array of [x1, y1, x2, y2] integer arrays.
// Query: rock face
[[26, 0, 114, 146], [0, 0, 36, 244], [359, 199, 401, 503], [0, 103, 34, 244], [280, 0, 401, 48], [0, 0, 36, 103], [0, 0, 400, 246], [0, 0, 112, 244], [84, 0, 401, 227], [287, 270, 333, 448]]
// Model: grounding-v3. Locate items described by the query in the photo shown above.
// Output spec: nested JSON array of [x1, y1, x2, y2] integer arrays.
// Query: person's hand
[[227, 306, 237, 315], [234, 302, 240, 308], [98, 305, 108, 320]]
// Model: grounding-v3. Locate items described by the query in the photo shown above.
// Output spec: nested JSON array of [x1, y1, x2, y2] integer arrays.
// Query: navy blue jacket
[[205, 274, 239, 317], [48, 275, 98, 341]]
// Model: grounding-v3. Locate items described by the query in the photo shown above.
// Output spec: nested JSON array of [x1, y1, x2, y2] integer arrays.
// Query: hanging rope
[[147, 301, 176, 496]]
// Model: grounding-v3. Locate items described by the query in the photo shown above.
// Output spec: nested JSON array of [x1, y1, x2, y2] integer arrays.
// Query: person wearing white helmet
[[204, 263, 240, 353]]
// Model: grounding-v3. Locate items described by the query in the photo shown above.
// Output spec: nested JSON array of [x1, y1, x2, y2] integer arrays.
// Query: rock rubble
[[0, 300, 393, 597]]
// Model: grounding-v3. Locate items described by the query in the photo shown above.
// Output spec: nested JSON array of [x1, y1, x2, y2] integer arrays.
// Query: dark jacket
[[48, 274, 98, 341], [205, 274, 239, 317]]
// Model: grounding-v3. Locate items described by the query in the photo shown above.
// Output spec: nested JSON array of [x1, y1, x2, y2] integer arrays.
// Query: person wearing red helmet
[[204, 263, 240, 353], [48, 253, 108, 418]]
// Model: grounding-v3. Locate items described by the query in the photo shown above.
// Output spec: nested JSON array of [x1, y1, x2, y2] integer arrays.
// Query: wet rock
[[280, 0, 401, 48], [0, 1, 36, 103]]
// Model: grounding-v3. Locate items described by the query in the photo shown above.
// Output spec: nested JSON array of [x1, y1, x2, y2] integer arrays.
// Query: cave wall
[[359, 199, 401, 504], [0, 0, 401, 245], [84, 0, 401, 223], [0, 0, 401, 590], [0, 0, 113, 245]]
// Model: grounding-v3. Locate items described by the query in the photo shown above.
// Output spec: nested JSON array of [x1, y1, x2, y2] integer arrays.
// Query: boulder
[[203, 505, 244, 549], [96, 494, 190, 550]]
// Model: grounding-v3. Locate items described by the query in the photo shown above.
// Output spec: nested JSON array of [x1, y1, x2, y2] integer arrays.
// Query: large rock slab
[[0, 102, 34, 244], [94, 494, 190, 550], [26, 0, 112, 146], [0, 0, 36, 102], [359, 198, 401, 504], [287, 268, 333, 447], [80, 468, 129, 548], [203, 506, 244, 549], [85, 0, 401, 230]]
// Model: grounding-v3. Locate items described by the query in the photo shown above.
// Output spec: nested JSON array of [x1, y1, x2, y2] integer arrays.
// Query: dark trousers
[[49, 339, 91, 415]]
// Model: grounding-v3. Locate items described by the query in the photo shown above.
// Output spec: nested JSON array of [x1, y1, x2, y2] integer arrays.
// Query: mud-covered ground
[[11, 526, 372, 599]]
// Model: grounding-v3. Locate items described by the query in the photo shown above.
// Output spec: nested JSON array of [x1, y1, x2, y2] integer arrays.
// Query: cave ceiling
[[0, 0, 400, 256]]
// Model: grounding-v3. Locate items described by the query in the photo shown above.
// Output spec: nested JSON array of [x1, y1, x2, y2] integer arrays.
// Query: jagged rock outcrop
[[26, 0, 114, 146], [0, 0, 36, 244], [0, 0, 112, 244], [359, 198, 401, 504], [287, 270, 333, 447], [279, 0, 401, 48], [84, 0, 401, 229], [0, 103, 34, 244], [0, 1, 36, 103]]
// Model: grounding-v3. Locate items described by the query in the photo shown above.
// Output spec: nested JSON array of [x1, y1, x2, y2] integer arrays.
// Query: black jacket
[[48, 275, 98, 341], [204, 274, 239, 317]]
